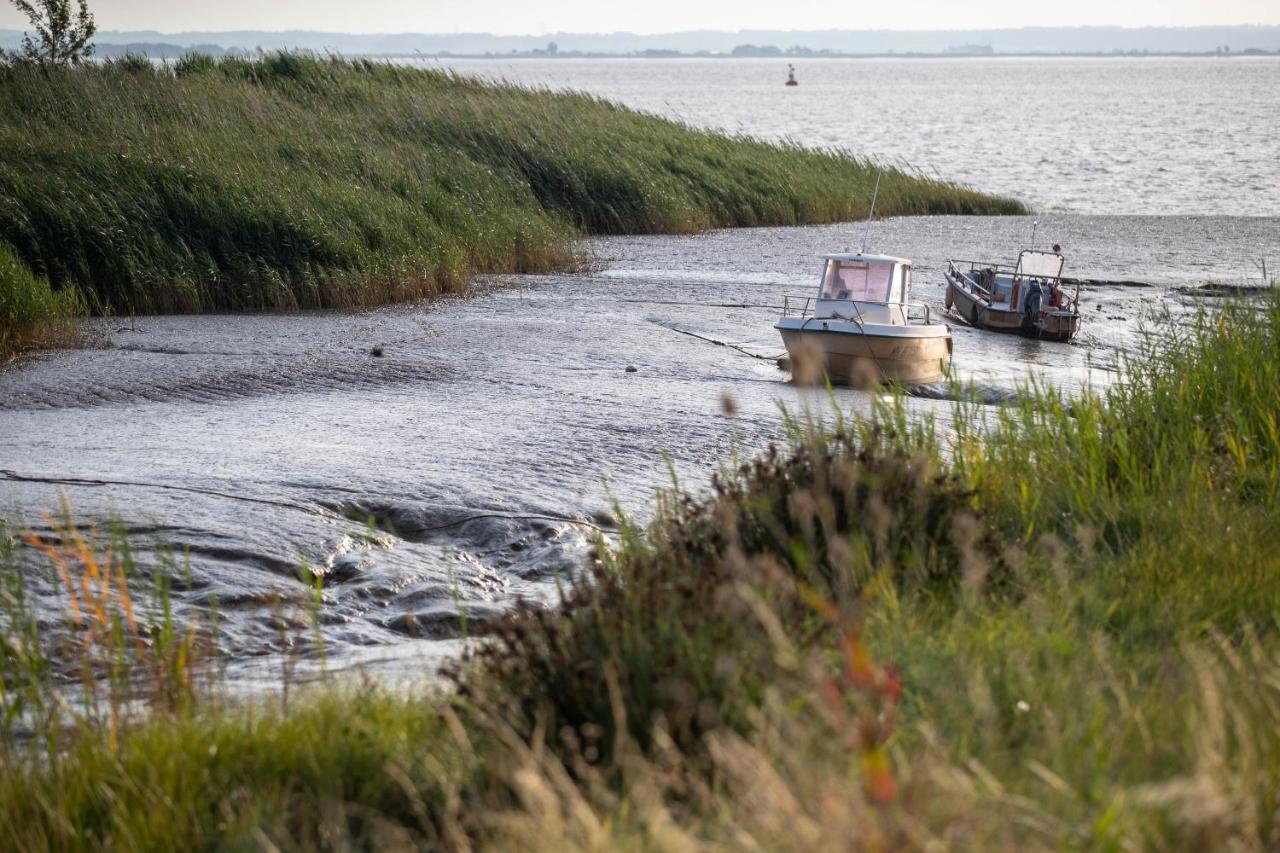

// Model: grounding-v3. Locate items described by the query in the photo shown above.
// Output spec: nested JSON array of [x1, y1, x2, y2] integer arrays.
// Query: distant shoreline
[[6, 23, 1275, 61], [354, 51, 1280, 59], [89, 46, 1280, 61]]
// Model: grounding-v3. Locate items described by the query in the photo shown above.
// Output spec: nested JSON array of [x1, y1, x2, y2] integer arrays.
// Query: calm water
[[4, 215, 1276, 682], [425, 57, 1280, 216]]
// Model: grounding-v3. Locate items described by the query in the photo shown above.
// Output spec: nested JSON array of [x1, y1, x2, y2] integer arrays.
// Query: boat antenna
[[859, 169, 882, 255], [1030, 218, 1039, 248]]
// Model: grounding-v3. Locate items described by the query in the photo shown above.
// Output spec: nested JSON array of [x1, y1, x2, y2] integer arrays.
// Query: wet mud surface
[[2, 214, 1275, 683]]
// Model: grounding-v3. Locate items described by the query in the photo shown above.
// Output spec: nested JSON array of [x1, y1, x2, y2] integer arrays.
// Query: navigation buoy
[[785, 64, 798, 86]]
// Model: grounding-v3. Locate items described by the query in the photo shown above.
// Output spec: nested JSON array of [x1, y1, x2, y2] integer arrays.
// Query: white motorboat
[[776, 252, 952, 387]]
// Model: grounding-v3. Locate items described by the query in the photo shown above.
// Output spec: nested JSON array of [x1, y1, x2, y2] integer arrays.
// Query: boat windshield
[[820, 260, 893, 302], [1016, 251, 1064, 279]]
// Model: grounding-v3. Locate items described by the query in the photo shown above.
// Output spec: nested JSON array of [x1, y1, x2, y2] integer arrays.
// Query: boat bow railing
[[905, 301, 935, 326], [781, 294, 815, 318], [782, 295, 936, 326], [947, 259, 999, 298]]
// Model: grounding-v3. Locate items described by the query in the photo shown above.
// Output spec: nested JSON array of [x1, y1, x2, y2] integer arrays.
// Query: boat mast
[[859, 170, 882, 255]]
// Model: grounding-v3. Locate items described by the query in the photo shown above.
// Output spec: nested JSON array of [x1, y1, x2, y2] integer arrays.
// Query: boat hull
[[946, 277, 1080, 342], [777, 324, 951, 387]]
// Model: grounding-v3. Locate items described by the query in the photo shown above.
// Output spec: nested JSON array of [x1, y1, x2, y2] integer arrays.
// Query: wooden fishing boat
[[943, 249, 1081, 342]]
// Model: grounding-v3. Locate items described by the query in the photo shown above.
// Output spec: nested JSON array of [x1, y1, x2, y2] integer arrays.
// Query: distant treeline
[[4, 24, 1277, 57], [0, 52, 1022, 330], [92, 42, 246, 59], [59, 42, 1280, 61]]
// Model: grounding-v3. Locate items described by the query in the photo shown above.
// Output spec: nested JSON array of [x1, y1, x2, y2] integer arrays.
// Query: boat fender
[[944, 285, 954, 310]]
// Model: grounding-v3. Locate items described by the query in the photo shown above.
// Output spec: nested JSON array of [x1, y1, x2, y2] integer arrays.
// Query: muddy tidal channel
[[1, 214, 1273, 686]]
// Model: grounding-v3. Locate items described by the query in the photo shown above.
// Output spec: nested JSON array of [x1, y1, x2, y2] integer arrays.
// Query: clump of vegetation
[[0, 52, 1024, 323], [1, 514, 214, 746], [0, 241, 82, 361], [459, 421, 998, 766], [3, 295, 1275, 849]]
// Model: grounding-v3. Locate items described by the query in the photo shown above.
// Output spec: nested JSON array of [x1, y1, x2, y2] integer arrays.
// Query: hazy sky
[[1, 0, 1277, 34]]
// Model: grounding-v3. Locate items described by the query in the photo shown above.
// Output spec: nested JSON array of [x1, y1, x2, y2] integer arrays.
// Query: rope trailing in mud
[[651, 321, 788, 362], [618, 299, 788, 309]]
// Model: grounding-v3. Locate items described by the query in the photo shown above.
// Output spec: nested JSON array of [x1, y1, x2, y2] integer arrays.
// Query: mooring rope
[[650, 321, 788, 362]]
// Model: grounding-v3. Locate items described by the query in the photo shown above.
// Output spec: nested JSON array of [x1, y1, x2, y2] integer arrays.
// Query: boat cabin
[[815, 253, 914, 324]]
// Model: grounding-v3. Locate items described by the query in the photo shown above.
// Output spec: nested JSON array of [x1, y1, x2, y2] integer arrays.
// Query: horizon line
[[3, 23, 1279, 39]]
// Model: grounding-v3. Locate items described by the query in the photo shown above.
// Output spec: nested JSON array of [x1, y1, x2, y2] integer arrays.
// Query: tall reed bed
[[0, 53, 1024, 319], [0, 242, 82, 362], [1, 295, 1275, 849]]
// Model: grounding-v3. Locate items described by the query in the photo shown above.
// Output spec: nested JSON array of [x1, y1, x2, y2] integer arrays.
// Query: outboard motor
[[1021, 281, 1048, 334]]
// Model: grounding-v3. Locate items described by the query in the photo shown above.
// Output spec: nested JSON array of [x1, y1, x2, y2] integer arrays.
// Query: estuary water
[[427, 56, 1280, 216], [2, 56, 1279, 682], [3, 214, 1276, 682]]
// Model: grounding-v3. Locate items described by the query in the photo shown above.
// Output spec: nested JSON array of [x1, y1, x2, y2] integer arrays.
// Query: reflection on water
[[1, 214, 1275, 683]]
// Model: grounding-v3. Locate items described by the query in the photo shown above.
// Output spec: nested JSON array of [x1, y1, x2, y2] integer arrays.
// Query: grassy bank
[[0, 53, 1024, 322], [3, 294, 1276, 850], [0, 242, 82, 362]]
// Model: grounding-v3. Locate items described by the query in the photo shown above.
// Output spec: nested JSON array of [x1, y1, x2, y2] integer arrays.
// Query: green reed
[[0, 53, 1024, 321], [0, 242, 83, 361]]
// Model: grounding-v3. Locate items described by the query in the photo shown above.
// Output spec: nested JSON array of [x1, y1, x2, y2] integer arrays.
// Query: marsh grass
[[0, 242, 82, 361], [0, 53, 1023, 321], [0, 512, 218, 755], [1, 295, 1278, 849]]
